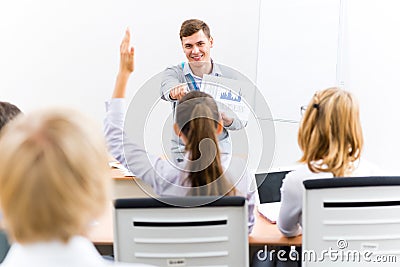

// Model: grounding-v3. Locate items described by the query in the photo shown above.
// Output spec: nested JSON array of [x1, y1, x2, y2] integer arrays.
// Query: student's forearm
[[112, 72, 131, 98]]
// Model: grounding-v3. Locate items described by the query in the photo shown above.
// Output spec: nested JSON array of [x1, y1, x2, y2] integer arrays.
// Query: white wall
[[1, 0, 399, 173], [256, 0, 341, 170], [0, 0, 260, 162], [0, 0, 260, 118], [256, 0, 400, 173], [342, 0, 400, 174]]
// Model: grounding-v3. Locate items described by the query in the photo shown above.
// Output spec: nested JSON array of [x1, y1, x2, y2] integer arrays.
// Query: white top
[[0, 236, 154, 267], [277, 159, 384, 237]]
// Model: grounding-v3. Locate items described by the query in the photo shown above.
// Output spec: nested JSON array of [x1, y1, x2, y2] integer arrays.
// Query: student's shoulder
[[284, 164, 333, 187], [285, 165, 314, 181], [213, 62, 250, 81]]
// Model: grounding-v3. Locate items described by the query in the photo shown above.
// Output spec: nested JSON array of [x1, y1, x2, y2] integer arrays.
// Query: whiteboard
[[2, 0, 398, 173], [342, 0, 400, 174], [256, 0, 341, 168], [0, 0, 261, 159], [0, 0, 260, 123]]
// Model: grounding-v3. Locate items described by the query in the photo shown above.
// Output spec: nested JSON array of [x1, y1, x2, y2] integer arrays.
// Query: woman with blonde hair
[[278, 87, 379, 238], [252, 88, 381, 267], [0, 109, 153, 267], [104, 29, 255, 231]]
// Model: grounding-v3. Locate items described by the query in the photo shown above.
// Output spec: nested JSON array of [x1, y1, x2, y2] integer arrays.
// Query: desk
[[249, 212, 302, 247], [88, 205, 302, 255], [110, 169, 156, 199], [88, 169, 302, 251]]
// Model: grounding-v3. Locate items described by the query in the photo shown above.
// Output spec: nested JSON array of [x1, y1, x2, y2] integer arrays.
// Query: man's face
[[181, 30, 213, 66]]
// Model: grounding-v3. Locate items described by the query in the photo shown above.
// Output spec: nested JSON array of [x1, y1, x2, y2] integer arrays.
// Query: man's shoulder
[[163, 63, 184, 73], [212, 62, 250, 82], [162, 63, 186, 79]]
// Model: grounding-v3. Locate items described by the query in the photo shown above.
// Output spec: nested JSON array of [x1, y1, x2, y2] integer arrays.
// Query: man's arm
[[160, 66, 188, 101], [221, 112, 247, 130]]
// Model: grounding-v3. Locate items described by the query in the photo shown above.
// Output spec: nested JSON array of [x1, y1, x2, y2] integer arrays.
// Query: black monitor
[[255, 170, 291, 203]]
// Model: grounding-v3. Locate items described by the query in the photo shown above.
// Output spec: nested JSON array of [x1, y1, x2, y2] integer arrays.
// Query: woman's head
[[298, 87, 363, 177], [175, 91, 222, 141], [175, 91, 235, 196], [0, 108, 110, 243]]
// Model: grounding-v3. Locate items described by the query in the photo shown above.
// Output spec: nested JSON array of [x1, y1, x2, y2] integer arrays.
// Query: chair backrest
[[0, 230, 10, 263], [302, 176, 400, 266], [113, 196, 249, 267]]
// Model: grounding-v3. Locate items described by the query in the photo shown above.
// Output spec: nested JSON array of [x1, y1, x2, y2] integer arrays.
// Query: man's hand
[[169, 84, 188, 101], [221, 112, 233, 127]]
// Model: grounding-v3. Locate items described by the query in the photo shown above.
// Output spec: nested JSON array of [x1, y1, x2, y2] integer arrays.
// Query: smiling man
[[161, 19, 248, 164]]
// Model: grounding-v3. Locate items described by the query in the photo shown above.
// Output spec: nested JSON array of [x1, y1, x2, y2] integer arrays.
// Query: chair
[[302, 176, 400, 266], [113, 196, 249, 267], [0, 230, 10, 263]]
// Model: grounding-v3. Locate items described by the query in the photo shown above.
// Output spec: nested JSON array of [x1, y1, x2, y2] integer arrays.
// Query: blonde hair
[[298, 87, 363, 177], [0, 108, 110, 243]]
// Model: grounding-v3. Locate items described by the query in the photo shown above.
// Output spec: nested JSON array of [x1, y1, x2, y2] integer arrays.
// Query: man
[[161, 19, 249, 163], [0, 101, 22, 263]]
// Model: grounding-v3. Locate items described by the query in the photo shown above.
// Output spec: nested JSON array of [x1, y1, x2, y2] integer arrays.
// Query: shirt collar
[[183, 59, 222, 77], [4, 236, 103, 264]]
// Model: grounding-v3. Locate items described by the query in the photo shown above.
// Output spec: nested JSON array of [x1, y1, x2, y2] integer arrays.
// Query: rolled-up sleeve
[[161, 66, 181, 102], [225, 118, 247, 131]]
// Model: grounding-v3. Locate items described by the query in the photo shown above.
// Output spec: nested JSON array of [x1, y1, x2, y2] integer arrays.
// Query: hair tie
[[313, 103, 320, 110]]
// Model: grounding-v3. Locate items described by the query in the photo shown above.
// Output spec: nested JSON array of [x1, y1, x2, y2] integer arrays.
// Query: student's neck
[[189, 61, 212, 78]]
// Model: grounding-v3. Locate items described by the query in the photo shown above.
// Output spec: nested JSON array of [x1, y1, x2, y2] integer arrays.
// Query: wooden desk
[[109, 169, 156, 199], [87, 169, 150, 245], [249, 212, 302, 247], [88, 169, 302, 249]]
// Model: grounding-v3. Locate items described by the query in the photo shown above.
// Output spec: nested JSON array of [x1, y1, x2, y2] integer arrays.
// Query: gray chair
[[113, 196, 249, 267], [303, 176, 400, 266], [0, 230, 10, 263]]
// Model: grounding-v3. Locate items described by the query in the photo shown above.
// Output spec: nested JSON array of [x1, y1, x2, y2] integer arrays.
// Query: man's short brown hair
[[180, 19, 211, 40]]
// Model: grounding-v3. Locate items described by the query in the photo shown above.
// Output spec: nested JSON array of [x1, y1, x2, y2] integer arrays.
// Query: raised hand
[[112, 28, 135, 99], [119, 28, 135, 74]]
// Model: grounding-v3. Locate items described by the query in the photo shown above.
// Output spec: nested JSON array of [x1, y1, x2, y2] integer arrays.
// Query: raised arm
[[112, 28, 135, 99], [104, 29, 182, 195]]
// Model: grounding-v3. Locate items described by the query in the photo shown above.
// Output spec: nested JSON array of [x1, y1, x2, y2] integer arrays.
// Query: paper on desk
[[108, 161, 134, 177], [200, 75, 254, 124], [257, 202, 281, 224]]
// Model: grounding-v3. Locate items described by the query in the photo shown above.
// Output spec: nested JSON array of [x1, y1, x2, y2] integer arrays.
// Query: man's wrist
[[169, 92, 177, 101]]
